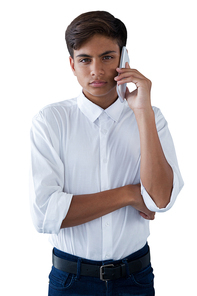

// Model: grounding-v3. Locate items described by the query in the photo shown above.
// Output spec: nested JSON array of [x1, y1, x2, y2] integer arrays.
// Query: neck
[[83, 86, 118, 109]]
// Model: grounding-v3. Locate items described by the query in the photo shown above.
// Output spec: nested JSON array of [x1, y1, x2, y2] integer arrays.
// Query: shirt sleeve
[[29, 110, 73, 234], [140, 107, 184, 213]]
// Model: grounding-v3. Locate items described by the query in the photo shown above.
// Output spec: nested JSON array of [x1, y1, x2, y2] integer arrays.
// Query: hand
[[114, 63, 152, 112], [124, 184, 155, 220]]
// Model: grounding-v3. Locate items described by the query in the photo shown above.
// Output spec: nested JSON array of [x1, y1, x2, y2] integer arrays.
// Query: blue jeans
[[48, 243, 155, 296]]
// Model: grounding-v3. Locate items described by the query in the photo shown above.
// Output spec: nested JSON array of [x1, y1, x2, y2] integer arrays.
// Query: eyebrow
[[76, 50, 117, 58]]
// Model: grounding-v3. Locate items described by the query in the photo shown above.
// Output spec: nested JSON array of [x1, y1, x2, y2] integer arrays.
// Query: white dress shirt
[[29, 92, 184, 261]]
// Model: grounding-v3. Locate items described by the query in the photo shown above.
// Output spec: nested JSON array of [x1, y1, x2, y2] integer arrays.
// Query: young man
[[30, 11, 184, 296]]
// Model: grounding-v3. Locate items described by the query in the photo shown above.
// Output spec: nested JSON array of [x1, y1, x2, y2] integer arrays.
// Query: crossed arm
[[61, 184, 155, 228]]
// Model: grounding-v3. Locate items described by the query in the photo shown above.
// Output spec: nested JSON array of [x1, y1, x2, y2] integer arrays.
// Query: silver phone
[[116, 46, 130, 103]]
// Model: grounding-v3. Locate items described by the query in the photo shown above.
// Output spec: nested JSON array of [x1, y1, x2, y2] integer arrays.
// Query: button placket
[[99, 113, 109, 191], [99, 112, 113, 260]]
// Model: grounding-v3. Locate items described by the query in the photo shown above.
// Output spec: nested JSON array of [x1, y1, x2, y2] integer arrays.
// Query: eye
[[103, 56, 113, 61], [79, 58, 91, 64]]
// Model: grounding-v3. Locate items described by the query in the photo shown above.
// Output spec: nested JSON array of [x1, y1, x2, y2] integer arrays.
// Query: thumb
[[125, 87, 130, 100], [125, 62, 130, 68]]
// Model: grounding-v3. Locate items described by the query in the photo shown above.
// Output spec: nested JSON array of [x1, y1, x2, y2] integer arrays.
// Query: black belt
[[52, 248, 150, 282]]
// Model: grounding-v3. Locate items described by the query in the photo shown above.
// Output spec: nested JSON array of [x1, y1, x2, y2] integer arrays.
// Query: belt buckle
[[100, 264, 114, 281]]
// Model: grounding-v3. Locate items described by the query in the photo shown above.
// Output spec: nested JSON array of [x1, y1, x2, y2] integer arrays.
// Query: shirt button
[[102, 129, 107, 135]]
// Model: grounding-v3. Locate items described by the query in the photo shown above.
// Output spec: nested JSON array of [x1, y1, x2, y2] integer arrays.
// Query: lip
[[89, 80, 107, 87]]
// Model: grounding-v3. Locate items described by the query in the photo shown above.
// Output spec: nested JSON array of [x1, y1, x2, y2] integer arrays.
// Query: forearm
[[61, 187, 128, 228], [135, 108, 173, 208], [61, 184, 155, 228], [116, 66, 173, 208]]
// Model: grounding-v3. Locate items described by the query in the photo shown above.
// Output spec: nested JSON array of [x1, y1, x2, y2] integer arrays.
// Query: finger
[[116, 68, 147, 80], [117, 76, 142, 86], [115, 71, 144, 82], [114, 73, 141, 84], [139, 212, 148, 219], [116, 67, 138, 73], [139, 211, 155, 220]]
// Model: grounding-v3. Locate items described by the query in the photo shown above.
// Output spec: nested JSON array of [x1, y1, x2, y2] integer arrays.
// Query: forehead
[[74, 35, 120, 57]]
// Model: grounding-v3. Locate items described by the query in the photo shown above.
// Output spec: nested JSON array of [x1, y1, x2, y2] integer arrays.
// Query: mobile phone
[[116, 46, 130, 103]]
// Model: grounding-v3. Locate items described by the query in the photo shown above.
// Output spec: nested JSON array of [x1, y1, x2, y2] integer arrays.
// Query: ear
[[69, 56, 77, 76]]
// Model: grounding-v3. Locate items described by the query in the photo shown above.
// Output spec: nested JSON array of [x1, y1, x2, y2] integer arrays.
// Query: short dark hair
[[65, 11, 127, 58]]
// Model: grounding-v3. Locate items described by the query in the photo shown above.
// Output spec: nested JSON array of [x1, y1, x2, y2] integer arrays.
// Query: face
[[69, 35, 120, 109]]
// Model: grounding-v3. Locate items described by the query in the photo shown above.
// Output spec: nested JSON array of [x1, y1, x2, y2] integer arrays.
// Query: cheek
[[108, 61, 119, 77], [74, 68, 89, 85], [109, 67, 118, 82], [76, 75, 85, 87]]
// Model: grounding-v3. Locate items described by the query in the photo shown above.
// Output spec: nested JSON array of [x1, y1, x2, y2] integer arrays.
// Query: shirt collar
[[77, 91, 125, 123], [104, 97, 124, 122]]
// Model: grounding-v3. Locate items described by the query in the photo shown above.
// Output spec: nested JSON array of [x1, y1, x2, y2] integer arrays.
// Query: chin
[[84, 85, 117, 98]]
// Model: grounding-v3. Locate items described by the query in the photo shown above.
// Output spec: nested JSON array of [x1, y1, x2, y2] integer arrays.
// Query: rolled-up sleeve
[[140, 107, 184, 213], [29, 110, 73, 234]]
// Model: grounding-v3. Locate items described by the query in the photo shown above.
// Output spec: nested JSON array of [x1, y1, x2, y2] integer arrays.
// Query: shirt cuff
[[140, 165, 183, 213], [43, 192, 73, 234]]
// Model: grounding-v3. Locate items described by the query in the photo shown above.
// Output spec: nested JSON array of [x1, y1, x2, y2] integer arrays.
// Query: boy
[[30, 11, 184, 296]]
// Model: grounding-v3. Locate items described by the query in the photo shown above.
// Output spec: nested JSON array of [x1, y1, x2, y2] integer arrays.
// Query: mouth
[[89, 80, 107, 87]]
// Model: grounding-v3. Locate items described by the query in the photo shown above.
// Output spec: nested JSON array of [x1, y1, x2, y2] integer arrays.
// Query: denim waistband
[[53, 243, 149, 266]]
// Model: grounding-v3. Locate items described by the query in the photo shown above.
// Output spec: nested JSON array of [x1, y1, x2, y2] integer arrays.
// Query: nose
[[90, 60, 104, 77]]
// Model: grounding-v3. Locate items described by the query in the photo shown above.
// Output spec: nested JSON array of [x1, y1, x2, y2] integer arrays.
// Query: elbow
[[31, 215, 46, 233], [153, 181, 173, 210], [30, 198, 61, 235], [31, 218, 44, 233], [33, 221, 59, 234], [156, 198, 170, 209], [154, 189, 172, 209], [31, 215, 59, 234]]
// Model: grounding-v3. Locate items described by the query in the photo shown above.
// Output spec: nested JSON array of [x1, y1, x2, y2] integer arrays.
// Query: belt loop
[[77, 258, 82, 280], [122, 259, 130, 278]]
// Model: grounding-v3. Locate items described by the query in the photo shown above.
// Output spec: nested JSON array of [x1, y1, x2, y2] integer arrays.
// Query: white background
[[0, 0, 196, 295]]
